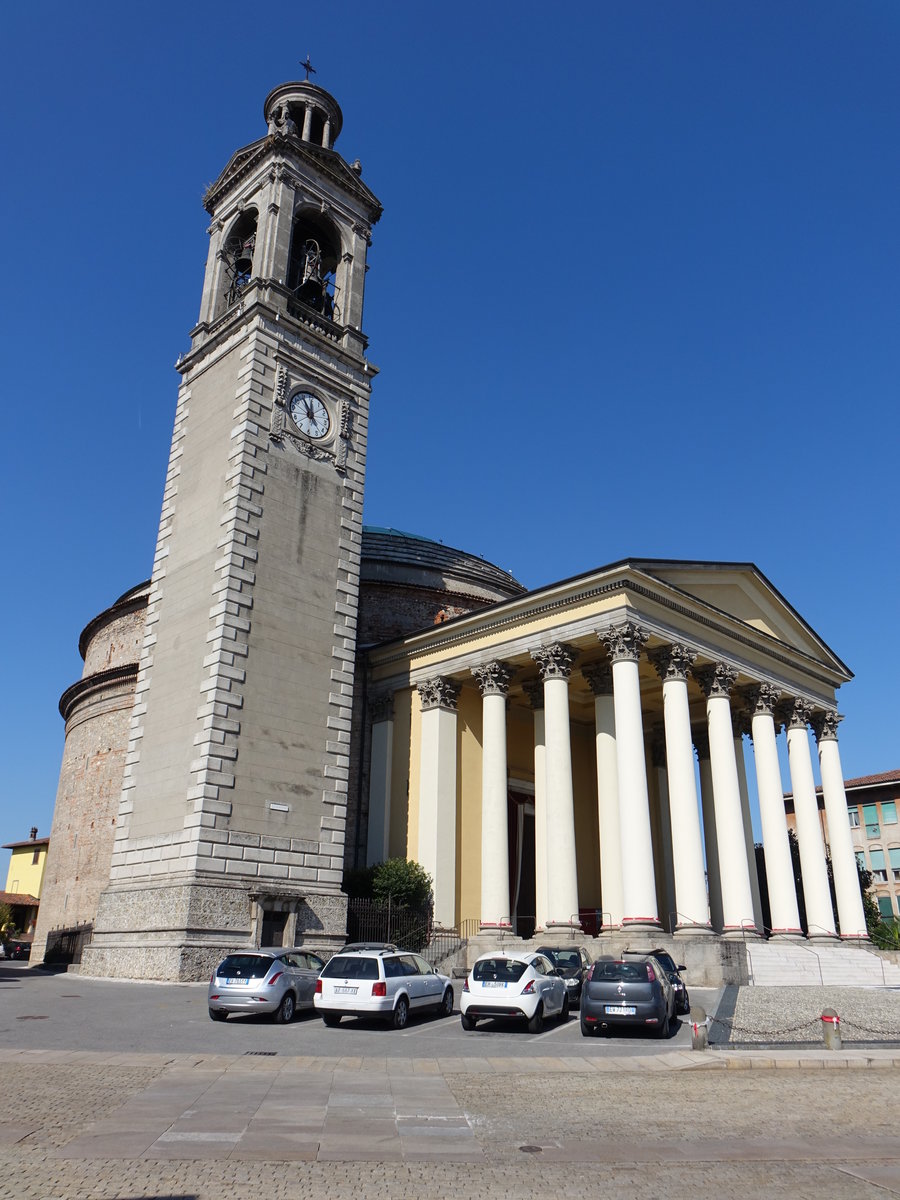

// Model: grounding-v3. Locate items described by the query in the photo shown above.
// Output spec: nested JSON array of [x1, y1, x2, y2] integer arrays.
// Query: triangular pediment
[[632, 560, 849, 674]]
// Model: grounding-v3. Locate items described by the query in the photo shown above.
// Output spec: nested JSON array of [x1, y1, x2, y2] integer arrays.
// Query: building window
[[877, 895, 894, 919], [848, 808, 860, 828], [855, 851, 867, 872], [869, 848, 887, 883], [882, 801, 897, 825], [862, 804, 880, 839], [889, 847, 900, 882]]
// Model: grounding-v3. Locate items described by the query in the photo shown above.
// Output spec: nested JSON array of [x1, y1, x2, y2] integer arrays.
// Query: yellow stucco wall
[[389, 688, 412, 859], [5, 845, 48, 898], [457, 686, 483, 927]]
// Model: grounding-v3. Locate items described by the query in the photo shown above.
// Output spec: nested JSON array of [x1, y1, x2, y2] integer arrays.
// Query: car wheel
[[527, 1002, 544, 1034], [559, 993, 570, 1022], [460, 1012, 476, 1031], [439, 986, 453, 1017], [654, 1009, 670, 1039], [209, 1008, 228, 1022], [392, 996, 409, 1030], [274, 992, 295, 1024], [321, 1012, 341, 1027]]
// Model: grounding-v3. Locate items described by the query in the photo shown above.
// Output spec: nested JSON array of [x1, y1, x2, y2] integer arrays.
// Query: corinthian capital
[[743, 682, 781, 718], [581, 660, 613, 696], [811, 709, 842, 743], [694, 662, 739, 699], [648, 643, 696, 682], [471, 660, 515, 697], [531, 642, 577, 681], [599, 622, 648, 663], [783, 697, 812, 731], [417, 677, 461, 713], [369, 691, 394, 723], [522, 679, 544, 711]]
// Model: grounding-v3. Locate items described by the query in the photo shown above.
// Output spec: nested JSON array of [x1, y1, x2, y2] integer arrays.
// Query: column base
[[674, 922, 715, 937], [544, 920, 583, 937], [806, 930, 840, 941], [769, 928, 806, 941], [620, 916, 663, 935], [721, 925, 763, 940], [840, 933, 871, 943], [479, 921, 514, 934]]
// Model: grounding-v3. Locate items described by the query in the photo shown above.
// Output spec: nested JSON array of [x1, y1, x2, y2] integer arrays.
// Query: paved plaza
[[2, 966, 900, 1198]]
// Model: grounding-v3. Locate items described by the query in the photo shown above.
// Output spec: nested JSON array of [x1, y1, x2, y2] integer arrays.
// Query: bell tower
[[82, 79, 382, 979]]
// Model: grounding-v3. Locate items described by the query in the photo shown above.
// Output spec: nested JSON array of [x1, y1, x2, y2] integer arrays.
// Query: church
[[31, 77, 867, 981]]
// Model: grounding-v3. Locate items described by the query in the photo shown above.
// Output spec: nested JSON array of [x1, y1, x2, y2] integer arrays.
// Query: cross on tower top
[[301, 55, 316, 81]]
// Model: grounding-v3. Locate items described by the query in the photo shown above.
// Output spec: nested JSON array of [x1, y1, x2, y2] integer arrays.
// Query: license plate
[[225, 978, 249, 985], [334, 986, 357, 994], [482, 981, 507, 988], [604, 1004, 636, 1016]]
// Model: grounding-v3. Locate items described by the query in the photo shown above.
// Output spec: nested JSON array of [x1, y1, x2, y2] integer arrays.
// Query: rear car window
[[217, 955, 274, 978], [322, 956, 380, 980], [591, 961, 647, 982], [473, 958, 528, 983]]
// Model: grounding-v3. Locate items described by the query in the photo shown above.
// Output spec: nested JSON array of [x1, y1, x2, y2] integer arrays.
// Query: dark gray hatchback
[[579, 954, 675, 1038]]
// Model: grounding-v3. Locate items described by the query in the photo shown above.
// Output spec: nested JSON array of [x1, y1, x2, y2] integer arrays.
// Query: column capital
[[369, 691, 394, 723], [732, 707, 751, 738], [782, 696, 812, 731], [417, 676, 461, 713], [743, 682, 781, 717], [692, 727, 710, 759], [581, 660, 613, 696], [531, 642, 578, 681], [694, 661, 739, 699], [811, 709, 843, 743], [471, 660, 515, 697], [522, 679, 544, 710], [648, 643, 697, 682], [599, 622, 648, 663]]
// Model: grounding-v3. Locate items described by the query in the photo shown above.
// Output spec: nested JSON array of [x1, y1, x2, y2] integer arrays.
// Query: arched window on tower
[[288, 211, 341, 323], [216, 209, 258, 317]]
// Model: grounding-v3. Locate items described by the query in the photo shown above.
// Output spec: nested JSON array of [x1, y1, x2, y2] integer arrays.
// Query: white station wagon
[[314, 947, 454, 1029]]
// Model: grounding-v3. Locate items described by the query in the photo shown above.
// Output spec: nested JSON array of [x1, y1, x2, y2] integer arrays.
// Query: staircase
[[746, 941, 900, 987]]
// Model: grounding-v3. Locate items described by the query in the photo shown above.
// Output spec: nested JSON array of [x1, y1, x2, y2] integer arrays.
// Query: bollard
[[689, 1005, 709, 1051], [821, 1008, 842, 1051]]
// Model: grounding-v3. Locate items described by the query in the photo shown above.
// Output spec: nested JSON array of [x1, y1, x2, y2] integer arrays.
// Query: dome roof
[[361, 527, 524, 599]]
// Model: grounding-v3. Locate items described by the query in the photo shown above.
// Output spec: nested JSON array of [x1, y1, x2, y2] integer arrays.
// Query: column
[[694, 663, 758, 937], [582, 662, 623, 930], [600, 622, 660, 932], [812, 710, 867, 940], [416, 677, 460, 930], [472, 661, 515, 930], [366, 692, 394, 866], [301, 103, 313, 141], [785, 698, 837, 939], [531, 643, 581, 931], [523, 681, 548, 933], [648, 644, 712, 934], [694, 728, 723, 930], [322, 118, 332, 148], [733, 709, 764, 932], [745, 684, 803, 937], [650, 730, 677, 933]]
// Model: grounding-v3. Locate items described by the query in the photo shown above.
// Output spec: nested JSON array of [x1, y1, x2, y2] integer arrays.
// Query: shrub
[[372, 858, 432, 909]]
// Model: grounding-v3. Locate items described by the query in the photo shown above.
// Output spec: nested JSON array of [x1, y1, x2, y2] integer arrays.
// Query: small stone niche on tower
[[288, 210, 341, 323], [216, 209, 258, 317]]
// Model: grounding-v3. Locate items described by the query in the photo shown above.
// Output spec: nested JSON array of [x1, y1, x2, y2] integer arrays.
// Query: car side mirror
[[677, 965, 687, 972]]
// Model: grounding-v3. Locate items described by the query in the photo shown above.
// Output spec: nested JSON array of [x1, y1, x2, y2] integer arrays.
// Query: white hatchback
[[314, 948, 454, 1029], [460, 950, 570, 1033]]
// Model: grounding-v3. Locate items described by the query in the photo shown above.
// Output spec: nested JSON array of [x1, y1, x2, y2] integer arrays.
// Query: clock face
[[289, 391, 330, 439]]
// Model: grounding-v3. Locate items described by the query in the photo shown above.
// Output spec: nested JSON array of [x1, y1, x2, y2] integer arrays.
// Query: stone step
[[746, 943, 900, 987]]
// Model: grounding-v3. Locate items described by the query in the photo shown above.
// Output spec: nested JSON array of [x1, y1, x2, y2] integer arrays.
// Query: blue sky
[[1, 2, 898, 849]]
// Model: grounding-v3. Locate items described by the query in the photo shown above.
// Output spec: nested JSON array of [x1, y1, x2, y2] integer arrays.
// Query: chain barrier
[[705, 1012, 900, 1041]]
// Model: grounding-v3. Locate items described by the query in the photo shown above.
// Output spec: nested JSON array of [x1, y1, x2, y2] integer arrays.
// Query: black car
[[580, 954, 675, 1038], [534, 945, 593, 1008], [7, 940, 31, 961], [627, 947, 690, 1014]]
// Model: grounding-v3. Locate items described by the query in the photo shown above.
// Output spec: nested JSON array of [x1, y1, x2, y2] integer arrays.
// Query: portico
[[363, 559, 867, 946]]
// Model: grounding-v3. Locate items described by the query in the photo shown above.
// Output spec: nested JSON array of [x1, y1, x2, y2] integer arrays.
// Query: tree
[[372, 858, 433, 908]]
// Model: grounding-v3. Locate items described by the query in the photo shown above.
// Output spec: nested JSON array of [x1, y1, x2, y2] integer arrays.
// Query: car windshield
[[321, 956, 380, 980], [652, 952, 676, 973], [538, 948, 581, 971], [473, 958, 528, 983], [591, 961, 648, 982], [217, 954, 274, 979]]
